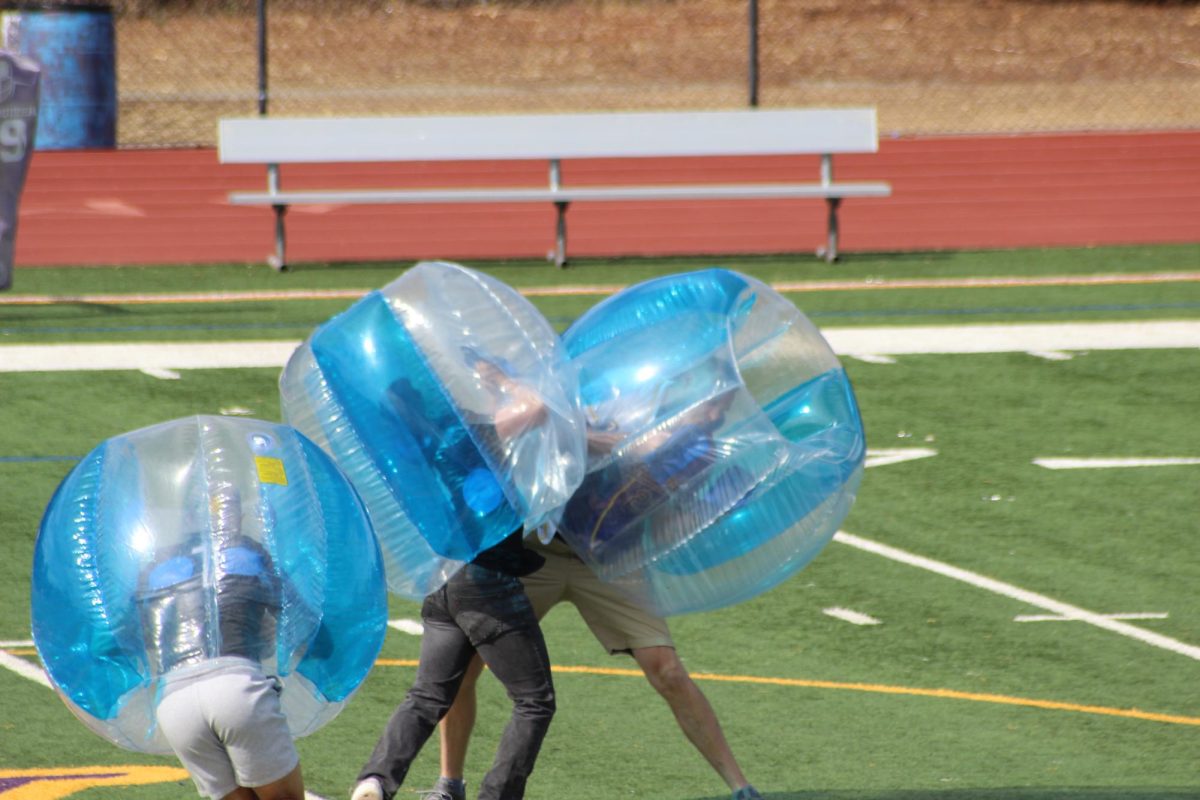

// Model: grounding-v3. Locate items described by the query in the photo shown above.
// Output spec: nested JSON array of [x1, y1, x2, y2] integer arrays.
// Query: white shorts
[[156, 661, 299, 800]]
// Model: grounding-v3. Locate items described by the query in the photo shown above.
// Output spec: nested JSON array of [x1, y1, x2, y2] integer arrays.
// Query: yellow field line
[[5, 649, 1193, 727], [7, 652, 1190, 724], [2, 271, 1199, 306], [375, 658, 1200, 727]]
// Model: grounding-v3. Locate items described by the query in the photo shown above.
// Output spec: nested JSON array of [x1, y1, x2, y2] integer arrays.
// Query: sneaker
[[351, 777, 384, 800], [732, 786, 764, 800], [418, 777, 467, 800]]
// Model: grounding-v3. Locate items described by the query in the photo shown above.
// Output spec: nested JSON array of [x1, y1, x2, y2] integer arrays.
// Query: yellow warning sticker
[[255, 456, 288, 486]]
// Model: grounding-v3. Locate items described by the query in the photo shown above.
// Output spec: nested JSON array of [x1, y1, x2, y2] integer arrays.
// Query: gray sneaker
[[732, 786, 764, 800], [417, 777, 466, 800]]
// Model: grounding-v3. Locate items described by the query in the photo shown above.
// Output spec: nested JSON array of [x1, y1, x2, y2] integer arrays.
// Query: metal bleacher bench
[[218, 108, 891, 270]]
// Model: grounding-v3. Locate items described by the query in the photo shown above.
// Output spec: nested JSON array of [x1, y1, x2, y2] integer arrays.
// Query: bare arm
[[585, 426, 624, 456], [492, 383, 547, 441]]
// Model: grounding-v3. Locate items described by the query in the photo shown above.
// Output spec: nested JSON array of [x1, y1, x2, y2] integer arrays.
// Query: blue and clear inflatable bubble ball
[[557, 268, 866, 616], [31, 415, 388, 754], [280, 260, 587, 599]]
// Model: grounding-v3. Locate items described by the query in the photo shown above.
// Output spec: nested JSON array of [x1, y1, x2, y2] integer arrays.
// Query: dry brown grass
[[115, 0, 1200, 146]]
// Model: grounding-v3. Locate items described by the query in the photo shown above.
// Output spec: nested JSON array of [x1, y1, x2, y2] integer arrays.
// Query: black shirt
[[470, 528, 545, 577]]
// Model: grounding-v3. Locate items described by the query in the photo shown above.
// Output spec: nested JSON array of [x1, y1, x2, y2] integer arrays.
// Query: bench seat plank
[[219, 109, 880, 164], [228, 182, 893, 206]]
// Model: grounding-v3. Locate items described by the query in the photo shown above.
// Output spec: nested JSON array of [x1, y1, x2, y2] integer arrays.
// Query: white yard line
[[822, 320, 1200, 357], [3, 320, 1199, 373], [1034, 457, 1200, 469], [1027, 350, 1075, 361], [0, 648, 50, 688], [388, 619, 425, 636], [771, 272, 1200, 293], [1015, 612, 1169, 623], [834, 531, 1200, 661], [0, 288, 371, 306], [140, 367, 181, 380], [864, 448, 938, 469], [823, 607, 881, 626], [0, 341, 300, 372]]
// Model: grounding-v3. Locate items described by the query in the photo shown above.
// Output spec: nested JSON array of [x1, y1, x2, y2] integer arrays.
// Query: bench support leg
[[265, 163, 289, 272], [270, 204, 289, 272], [824, 197, 842, 263], [553, 200, 570, 268]]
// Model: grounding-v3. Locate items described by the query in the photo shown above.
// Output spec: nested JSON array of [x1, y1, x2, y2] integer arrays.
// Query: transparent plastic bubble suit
[[280, 261, 586, 599], [31, 415, 388, 754], [558, 269, 865, 616]]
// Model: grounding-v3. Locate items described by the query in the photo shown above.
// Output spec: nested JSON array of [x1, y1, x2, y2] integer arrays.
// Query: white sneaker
[[351, 777, 385, 800]]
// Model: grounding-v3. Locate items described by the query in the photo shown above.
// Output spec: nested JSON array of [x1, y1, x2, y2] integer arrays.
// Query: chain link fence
[[93, 0, 1200, 147]]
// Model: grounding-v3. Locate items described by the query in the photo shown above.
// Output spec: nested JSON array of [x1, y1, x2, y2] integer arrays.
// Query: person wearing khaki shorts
[[520, 537, 674, 653], [427, 534, 763, 800]]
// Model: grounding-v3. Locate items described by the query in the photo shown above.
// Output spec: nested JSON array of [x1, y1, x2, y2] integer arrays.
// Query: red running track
[[15, 130, 1200, 268]]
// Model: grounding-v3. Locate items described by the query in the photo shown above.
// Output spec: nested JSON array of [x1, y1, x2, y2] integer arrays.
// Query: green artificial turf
[[4, 244, 1199, 346], [1, 244, 1197, 799]]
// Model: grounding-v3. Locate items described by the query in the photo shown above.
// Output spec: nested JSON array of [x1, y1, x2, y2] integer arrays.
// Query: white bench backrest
[[218, 108, 879, 164]]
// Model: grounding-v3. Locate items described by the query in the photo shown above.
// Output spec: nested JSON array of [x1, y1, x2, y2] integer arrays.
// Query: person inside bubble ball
[[382, 348, 546, 516], [352, 349, 556, 800], [565, 384, 742, 551], [426, 386, 766, 800], [457, 345, 548, 441], [135, 484, 308, 800]]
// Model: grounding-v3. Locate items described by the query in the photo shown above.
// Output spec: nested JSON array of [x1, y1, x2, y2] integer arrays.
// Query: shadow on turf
[[695, 789, 1200, 800]]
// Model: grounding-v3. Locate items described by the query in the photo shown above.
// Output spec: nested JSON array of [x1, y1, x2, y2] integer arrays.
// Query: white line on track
[[833, 531, 1200, 661], [3, 321, 1199, 372]]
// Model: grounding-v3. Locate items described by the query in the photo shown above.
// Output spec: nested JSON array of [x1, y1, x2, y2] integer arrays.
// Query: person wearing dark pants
[[352, 533, 555, 800], [354, 346, 561, 800]]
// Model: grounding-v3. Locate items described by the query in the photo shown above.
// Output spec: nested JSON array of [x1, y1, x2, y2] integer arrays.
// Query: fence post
[[257, 0, 268, 115], [748, 0, 759, 107]]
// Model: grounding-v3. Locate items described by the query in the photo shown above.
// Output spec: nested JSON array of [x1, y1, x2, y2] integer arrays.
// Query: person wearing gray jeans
[[352, 533, 555, 800]]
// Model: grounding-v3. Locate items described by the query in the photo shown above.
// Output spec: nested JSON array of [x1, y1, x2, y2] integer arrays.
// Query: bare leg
[[439, 654, 486, 779], [217, 762, 305, 800], [632, 646, 749, 791], [220, 789, 257, 800]]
